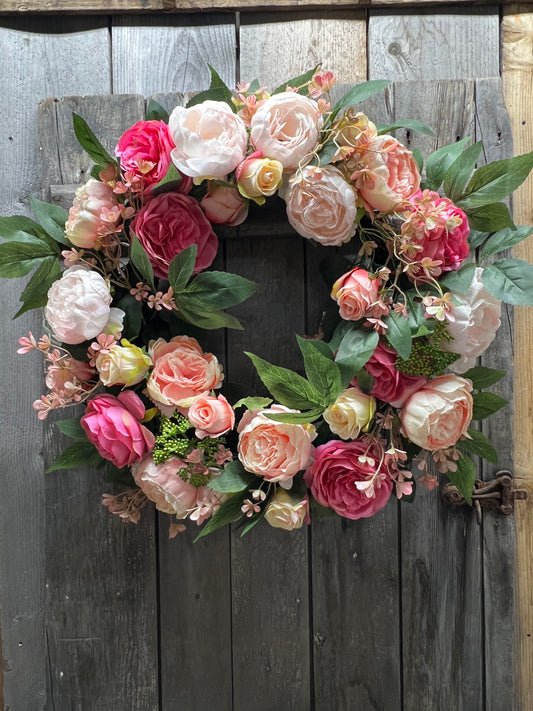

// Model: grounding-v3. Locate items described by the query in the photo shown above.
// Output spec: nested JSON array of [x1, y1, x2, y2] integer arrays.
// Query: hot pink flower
[[304, 438, 393, 519], [115, 120, 175, 186], [81, 391, 155, 469], [131, 191, 218, 278], [359, 341, 426, 407]]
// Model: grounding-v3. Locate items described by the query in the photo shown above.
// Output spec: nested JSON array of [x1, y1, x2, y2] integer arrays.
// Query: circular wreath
[[6, 67, 533, 539]]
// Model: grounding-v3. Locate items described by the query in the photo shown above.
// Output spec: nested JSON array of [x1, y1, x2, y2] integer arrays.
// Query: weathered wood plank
[[0, 16, 110, 709], [38, 94, 159, 710], [502, 8, 533, 710]]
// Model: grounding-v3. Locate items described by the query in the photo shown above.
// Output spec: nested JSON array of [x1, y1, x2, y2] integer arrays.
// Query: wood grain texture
[[0, 16, 110, 709], [369, 6, 500, 80], [502, 9, 533, 710]]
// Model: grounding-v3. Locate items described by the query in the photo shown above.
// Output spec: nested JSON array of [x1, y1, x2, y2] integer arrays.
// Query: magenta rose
[[115, 120, 175, 186], [81, 390, 155, 469], [304, 439, 393, 519], [131, 192, 218, 278], [359, 341, 426, 408]]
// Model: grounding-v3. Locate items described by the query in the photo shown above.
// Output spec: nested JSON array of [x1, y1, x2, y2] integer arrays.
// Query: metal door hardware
[[441, 471, 527, 523]]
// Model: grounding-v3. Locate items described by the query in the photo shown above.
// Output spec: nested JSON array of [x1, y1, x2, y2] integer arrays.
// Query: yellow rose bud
[[236, 156, 283, 203], [264, 488, 308, 531], [323, 387, 376, 440], [96, 339, 152, 387], [334, 111, 377, 150]]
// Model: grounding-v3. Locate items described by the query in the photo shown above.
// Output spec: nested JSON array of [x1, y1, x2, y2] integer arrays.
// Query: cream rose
[[185, 393, 235, 439], [65, 178, 120, 249], [250, 92, 322, 171], [323, 387, 376, 440], [169, 100, 248, 180], [96, 339, 151, 387], [400, 375, 473, 451], [235, 153, 283, 201], [285, 165, 358, 246], [264, 488, 308, 530]]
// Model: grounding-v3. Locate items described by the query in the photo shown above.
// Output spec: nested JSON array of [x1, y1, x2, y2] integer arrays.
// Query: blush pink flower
[[115, 120, 175, 186], [304, 438, 393, 519], [65, 178, 120, 249], [131, 191, 218, 278], [331, 267, 381, 321], [359, 340, 426, 408], [185, 393, 235, 439], [81, 390, 155, 469], [200, 183, 248, 226], [400, 374, 473, 451]]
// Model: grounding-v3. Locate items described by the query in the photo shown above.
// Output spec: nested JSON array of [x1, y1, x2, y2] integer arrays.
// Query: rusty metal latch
[[441, 471, 528, 523]]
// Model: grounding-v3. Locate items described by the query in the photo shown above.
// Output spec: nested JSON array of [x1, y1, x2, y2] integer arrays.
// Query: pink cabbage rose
[[131, 191, 218, 278], [350, 135, 420, 213], [45, 266, 120, 345], [264, 489, 308, 530], [304, 438, 393, 520], [65, 178, 120, 249], [146, 336, 223, 415], [285, 165, 358, 246], [169, 100, 248, 179], [331, 267, 380, 321], [250, 92, 322, 171], [200, 183, 248, 226], [237, 405, 316, 483], [81, 390, 155, 469], [401, 190, 470, 280], [360, 341, 426, 408], [442, 267, 501, 373], [185, 393, 235, 439], [400, 374, 473, 450], [115, 120, 174, 186]]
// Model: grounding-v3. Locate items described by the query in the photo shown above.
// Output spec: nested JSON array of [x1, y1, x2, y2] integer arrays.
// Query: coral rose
[[304, 438, 393, 519], [331, 267, 380, 321], [235, 152, 283, 201], [264, 488, 308, 530], [81, 390, 155, 469], [95, 339, 151, 387], [400, 374, 473, 450], [131, 191, 218, 278], [361, 341, 426, 408], [169, 100, 248, 179], [285, 165, 358, 246], [65, 178, 120, 249], [323, 387, 376, 440], [185, 393, 235, 439], [250, 92, 322, 171], [115, 120, 174, 186], [237, 405, 316, 483], [200, 183, 248, 226], [146, 336, 223, 415], [442, 268, 501, 373]]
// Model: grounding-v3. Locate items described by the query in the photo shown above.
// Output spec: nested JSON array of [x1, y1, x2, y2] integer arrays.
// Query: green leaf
[[481, 258, 533, 305], [311, 140, 338, 167], [246, 352, 327, 410], [195, 493, 247, 540], [443, 141, 483, 202], [424, 137, 471, 191], [330, 80, 391, 119], [14, 256, 61, 317], [459, 150, 533, 207], [151, 163, 185, 196], [234, 396, 273, 411], [240, 512, 264, 537], [264, 407, 324, 424], [0, 215, 48, 243], [29, 196, 69, 246], [404, 291, 436, 336], [55, 418, 86, 440], [457, 429, 498, 464], [461, 365, 506, 390], [472, 391, 508, 420], [413, 147, 424, 173], [376, 119, 434, 137], [184, 270, 258, 309], [273, 65, 320, 94], [384, 311, 412, 360], [145, 98, 170, 122], [335, 326, 379, 375], [46, 440, 104, 473], [176, 301, 244, 330], [72, 113, 116, 167], [208, 460, 256, 493], [115, 292, 143, 340], [354, 368, 374, 394], [186, 65, 234, 109], [463, 202, 515, 233], [468, 229, 490, 250], [129, 233, 155, 291], [480, 225, 533, 260], [0, 240, 58, 278], [447, 453, 476, 505], [440, 262, 476, 294], [296, 335, 342, 404], [168, 245, 197, 292]]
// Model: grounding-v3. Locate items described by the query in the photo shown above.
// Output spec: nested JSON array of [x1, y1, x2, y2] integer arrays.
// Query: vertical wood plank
[[502, 9, 533, 710], [0, 16, 110, 709]]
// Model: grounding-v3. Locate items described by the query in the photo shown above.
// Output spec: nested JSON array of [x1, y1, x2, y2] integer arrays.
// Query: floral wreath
[[3, 66, 533, 539]]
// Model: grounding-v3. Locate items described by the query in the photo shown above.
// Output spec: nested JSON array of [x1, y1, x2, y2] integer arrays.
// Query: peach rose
[[237, 405, 316, 483], [400, 374, 473, 451], [264, 488, 308, 530], [146, 336, 223, 415], [250, 92, 322, 171], [185, 393, 235, 439], [323, 387, 376, 440], [235, 151, 283, 201], [285, 165, 358, 246], [169, 100, 248, 180], [65, 178, 120, 249], [331, 267, 380, 321], [350, 135, 420, 213], [200, 183, 249, 226]]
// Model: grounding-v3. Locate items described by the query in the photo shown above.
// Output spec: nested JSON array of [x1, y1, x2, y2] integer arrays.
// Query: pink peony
[[115, 120, 175, 186], [81, 391, 155, 469], [400, 374, 473, 451], [131, 191, 218, 278], [331, 267, 380, 321], [360, 341, 426, 408], [304, 438, 393, 519], [65, 178, 120, 249], [200, 183, 248, 226], [186, 393, 235, 439], [401, 189, 470, 280], [285, 165, 358, 246]]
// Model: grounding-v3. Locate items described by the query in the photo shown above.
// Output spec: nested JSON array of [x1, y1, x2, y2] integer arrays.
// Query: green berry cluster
[[152, 414, 192, 465], [397, 329, 459, 377]]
